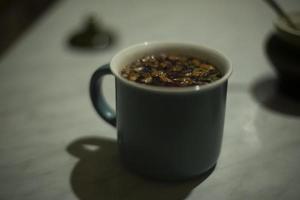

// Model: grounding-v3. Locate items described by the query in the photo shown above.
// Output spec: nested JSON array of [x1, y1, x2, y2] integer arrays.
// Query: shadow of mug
[[66, 137, 215, 200]]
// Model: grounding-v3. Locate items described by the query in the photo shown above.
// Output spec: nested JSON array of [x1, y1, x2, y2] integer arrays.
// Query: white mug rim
[[110, 41, 232, 93]]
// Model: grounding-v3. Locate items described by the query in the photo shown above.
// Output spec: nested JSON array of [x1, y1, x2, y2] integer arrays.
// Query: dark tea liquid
[[121, 54, 222, 87]]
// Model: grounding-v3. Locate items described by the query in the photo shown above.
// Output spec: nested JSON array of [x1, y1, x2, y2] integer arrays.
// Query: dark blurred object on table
[[0, 0, 59, 56], [68, 15, 115, 51], [265, 33, 300, 99]]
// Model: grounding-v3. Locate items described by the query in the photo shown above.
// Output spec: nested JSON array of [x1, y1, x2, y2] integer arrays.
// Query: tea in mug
[[121, 54, 222, 87]]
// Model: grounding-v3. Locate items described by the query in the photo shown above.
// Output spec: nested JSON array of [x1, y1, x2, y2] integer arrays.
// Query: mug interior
[[110, 42, 232, 93]]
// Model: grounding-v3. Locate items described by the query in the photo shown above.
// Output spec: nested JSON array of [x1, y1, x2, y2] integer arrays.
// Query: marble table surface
[[1, 0, 300, 199]]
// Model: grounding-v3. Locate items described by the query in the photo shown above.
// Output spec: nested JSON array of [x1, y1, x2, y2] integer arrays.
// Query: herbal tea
[[120, 54, 222, 87]]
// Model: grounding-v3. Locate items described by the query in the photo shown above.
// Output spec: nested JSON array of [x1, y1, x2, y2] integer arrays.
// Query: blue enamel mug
[[90, 42, 232, 180]]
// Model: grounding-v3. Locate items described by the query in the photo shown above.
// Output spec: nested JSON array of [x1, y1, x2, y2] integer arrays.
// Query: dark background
[[0, 0, 59, 56]]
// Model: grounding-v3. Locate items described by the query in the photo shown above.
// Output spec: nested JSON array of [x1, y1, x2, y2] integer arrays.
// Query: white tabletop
[[1, 0, 300, 199]]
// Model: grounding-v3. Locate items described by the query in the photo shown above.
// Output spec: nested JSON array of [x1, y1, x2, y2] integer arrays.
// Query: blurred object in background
[[274, 11, 300, 48], [263, 1, 300, 100], [0, 0, 59, 56], [264, 0, 300, 47], [68, 15, 115, 51], [263, 0, 299, 30], [265, 33, 300, 99]]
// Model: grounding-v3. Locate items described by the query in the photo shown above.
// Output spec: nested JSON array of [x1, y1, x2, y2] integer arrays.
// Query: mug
[[90, 42, 232, 180]]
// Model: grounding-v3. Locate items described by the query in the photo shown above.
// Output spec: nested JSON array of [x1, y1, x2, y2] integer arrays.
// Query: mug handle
[[90, 64, 116, 127]]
